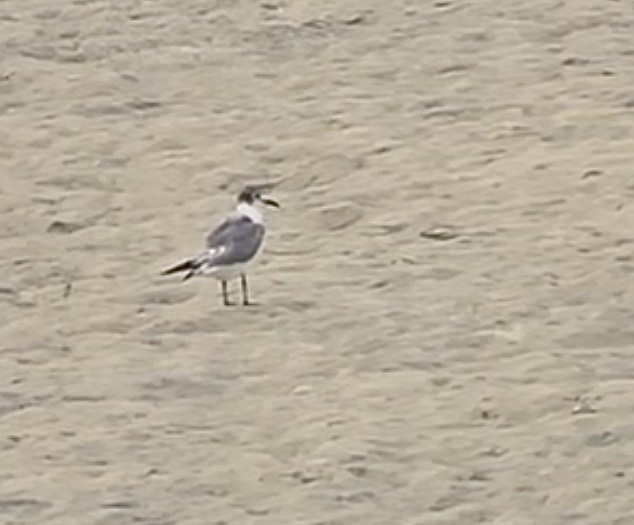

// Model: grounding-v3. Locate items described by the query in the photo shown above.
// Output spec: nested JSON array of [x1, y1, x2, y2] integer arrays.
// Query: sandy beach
[[1, 1, 634, 524]]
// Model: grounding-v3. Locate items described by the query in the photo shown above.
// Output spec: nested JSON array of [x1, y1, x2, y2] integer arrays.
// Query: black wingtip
[[161, 259, 195, 276]]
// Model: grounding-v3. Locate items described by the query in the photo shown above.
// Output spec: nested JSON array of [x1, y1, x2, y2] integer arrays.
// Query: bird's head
[[237, 183, 280, 209]]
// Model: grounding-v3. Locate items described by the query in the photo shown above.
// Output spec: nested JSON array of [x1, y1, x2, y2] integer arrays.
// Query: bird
[[161, 184, 280, 306]]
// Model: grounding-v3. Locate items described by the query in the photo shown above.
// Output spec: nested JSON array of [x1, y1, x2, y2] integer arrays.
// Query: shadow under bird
[[161, 184, 280, 306]]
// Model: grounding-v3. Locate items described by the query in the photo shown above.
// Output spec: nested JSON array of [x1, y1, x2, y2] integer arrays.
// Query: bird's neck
[[236, 202, 263, 224]]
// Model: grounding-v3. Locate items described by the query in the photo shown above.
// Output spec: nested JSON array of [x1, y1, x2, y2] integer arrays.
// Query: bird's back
[[205, 213, 265, 266]]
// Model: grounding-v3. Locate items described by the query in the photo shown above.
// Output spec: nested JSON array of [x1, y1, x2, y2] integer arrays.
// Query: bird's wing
[[205, 214, 265, 266], [206, 211, 243, 248]]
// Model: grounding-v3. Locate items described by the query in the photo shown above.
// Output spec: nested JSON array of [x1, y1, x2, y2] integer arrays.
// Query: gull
[[161, 184, 280, 306]]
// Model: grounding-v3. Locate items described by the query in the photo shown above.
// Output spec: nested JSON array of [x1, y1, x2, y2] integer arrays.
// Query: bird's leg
[[221, 280, 232, 306], [240, 273, 250, 306]]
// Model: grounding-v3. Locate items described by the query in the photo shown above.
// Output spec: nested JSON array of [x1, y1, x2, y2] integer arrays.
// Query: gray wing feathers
[[205, 215, 265, 266], [206, 211, 243, 248]]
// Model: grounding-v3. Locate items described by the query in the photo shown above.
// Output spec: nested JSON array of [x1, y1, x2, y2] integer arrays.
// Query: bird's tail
[[161, 258, 200, 281]]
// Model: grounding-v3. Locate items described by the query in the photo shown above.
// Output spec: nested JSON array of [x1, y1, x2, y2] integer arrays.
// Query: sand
[[1, 0, 634, 524]]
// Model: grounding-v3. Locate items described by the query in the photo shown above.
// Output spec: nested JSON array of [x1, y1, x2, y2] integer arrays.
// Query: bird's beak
[[260, 196, 280, 208]]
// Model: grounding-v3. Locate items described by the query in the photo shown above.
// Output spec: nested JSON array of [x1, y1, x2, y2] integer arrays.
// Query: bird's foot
[[242, 299, 259, 306]]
